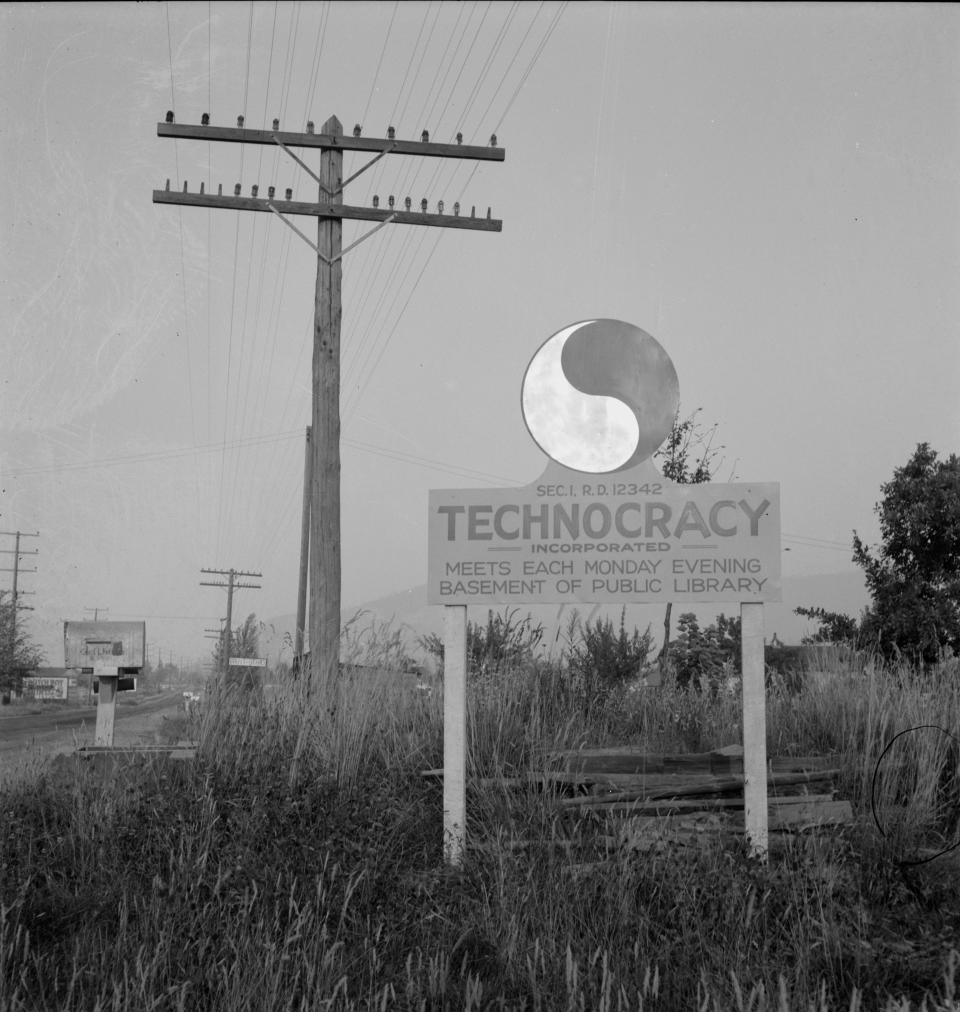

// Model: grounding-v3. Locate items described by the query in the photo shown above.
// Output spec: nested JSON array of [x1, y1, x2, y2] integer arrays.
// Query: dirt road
[[0, 693, 185, 783]]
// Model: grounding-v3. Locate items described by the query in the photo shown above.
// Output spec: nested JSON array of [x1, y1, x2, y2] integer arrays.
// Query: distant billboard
[[64, 621, 146, 673], [24, 677, 68, 701]]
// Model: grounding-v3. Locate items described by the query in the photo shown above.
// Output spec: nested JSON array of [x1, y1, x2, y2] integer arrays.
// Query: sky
[[2, 1, 958, 668]]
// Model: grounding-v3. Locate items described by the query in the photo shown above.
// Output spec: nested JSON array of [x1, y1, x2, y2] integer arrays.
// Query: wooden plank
[[587, 794, 838, 817], [768, 800, 853, 830], [546, 748, 841, 776], [153, 191, 503, 231], [158, 122, 506, 161], [557, 769, 841, 808]]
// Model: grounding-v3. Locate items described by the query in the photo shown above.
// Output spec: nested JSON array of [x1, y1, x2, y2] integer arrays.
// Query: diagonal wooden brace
[[267, 204, 396, 262]]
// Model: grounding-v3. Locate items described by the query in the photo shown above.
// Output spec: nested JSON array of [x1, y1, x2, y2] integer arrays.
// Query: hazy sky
[[2, 2, 958, 666]]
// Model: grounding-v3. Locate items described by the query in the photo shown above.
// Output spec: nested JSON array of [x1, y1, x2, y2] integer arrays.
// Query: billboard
[[64, 621, 146, 673], [24, 677, 69, 700]]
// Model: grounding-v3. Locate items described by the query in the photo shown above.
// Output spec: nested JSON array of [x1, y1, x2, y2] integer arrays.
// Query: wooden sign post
[[94, 673, 119, 747], [443, 605, 468, 864], [740, 601, 768, 856]]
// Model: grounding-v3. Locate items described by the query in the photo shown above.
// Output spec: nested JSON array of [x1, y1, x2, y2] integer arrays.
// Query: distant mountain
[[260, 571, 870, 664]]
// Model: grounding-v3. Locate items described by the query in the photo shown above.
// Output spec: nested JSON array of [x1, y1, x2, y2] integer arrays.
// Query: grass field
[[2, 635, 959, 1010]]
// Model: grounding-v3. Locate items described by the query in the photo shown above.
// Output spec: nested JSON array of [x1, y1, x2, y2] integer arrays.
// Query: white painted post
[[740, 602, 768, 858], [443, 605, 467, 865], [94, 673, 119, 747]]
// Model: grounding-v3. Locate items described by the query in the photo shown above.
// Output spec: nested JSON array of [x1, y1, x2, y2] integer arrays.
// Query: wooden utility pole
[[1, 531, 39, 689], [156, 114, 503, 692], [199, 568, 261, 675], [295, 426, 312, 668]]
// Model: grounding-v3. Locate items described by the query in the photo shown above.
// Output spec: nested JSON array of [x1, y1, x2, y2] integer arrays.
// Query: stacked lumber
[[425, 746, 854, 853], [544, 746, 853, 848]]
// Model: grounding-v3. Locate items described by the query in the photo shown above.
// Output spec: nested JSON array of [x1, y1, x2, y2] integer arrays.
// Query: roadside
[[0, 693, 186, 785]]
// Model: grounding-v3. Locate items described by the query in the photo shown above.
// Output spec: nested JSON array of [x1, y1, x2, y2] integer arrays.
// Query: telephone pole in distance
[[200, 568, 261, 675]]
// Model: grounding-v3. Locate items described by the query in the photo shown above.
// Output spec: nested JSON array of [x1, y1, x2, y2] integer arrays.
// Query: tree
[[793, 605, 859, 645], [213, 613, 263, 690], [653, 408, 724, 668], [0, 591, 45, 699], [853, 443, 960, 665]]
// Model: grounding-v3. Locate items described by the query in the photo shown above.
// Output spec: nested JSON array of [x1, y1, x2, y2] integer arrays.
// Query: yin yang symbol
[[521, 319, 680, 473]]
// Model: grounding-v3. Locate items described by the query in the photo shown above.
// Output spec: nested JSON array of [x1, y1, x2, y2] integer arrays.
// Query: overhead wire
[[361, 0, 399, 128], [343, 3, 565, 420], [341, 2, 518, 415], [223, 0, 286, 555], [214, 0, 256, 562], [239, 1, 308, 542]]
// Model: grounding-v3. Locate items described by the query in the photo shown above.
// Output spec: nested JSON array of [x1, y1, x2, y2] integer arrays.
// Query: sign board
[[24, 677, 68, 700], [64, 621, 146, 674], [428, 461, 780, 605], [228, 657, 267, 667], [429, 319, 781, 864]]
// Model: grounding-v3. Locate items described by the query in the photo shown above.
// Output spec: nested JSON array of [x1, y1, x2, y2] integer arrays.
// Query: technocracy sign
[[428, 320, 781, 605]]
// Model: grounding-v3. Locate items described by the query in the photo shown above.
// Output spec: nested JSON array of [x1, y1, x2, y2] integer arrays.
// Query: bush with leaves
[[0, 591, 44, 698], [672, 611, 741, 692], [419, 608, 544, 676], [564, 608, 653, 705]]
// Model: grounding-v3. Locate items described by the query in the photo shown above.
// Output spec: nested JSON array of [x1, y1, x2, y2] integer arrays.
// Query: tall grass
[[2, 627, 958, 1010]]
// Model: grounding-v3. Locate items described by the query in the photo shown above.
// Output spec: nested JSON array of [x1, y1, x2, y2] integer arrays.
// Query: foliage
[[563, 607, 653, 704], [853, 443, 960, 665], [212, 613, 263, 691], [0, 591, 45, 696], [653, 407, 724, 666], [341, 611, 419, 672], [654, 406, 723, 485], [672, 611, 741, 691], [794, 605, 860, 645], [419, 608, 544, 676]]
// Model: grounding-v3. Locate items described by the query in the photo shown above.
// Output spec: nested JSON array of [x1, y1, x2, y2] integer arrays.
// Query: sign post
[[94, 675, 119, 746], [64, 621, 145, 749], [740, 601, 768, 856], [429, 321, 781, 864], [443, 606, 468, 864]]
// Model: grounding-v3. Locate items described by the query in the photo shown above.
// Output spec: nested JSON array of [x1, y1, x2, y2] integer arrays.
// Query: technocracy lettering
[[436, 498, 770, 543], [427, 480, 781, 605]]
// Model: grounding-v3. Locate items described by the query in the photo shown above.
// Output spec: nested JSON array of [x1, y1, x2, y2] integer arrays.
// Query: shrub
[[564, 608, 653, 706], [673, 612, 741, 692], [420, 608, 545, 676]]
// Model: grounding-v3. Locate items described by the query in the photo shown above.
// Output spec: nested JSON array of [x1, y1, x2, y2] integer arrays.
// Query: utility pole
[[156, 115, 503, 693], [84, 606, 109, 622], [1, 531, 39, 689], [295, 425, 312, 670], [200, 568, 261, 675]]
